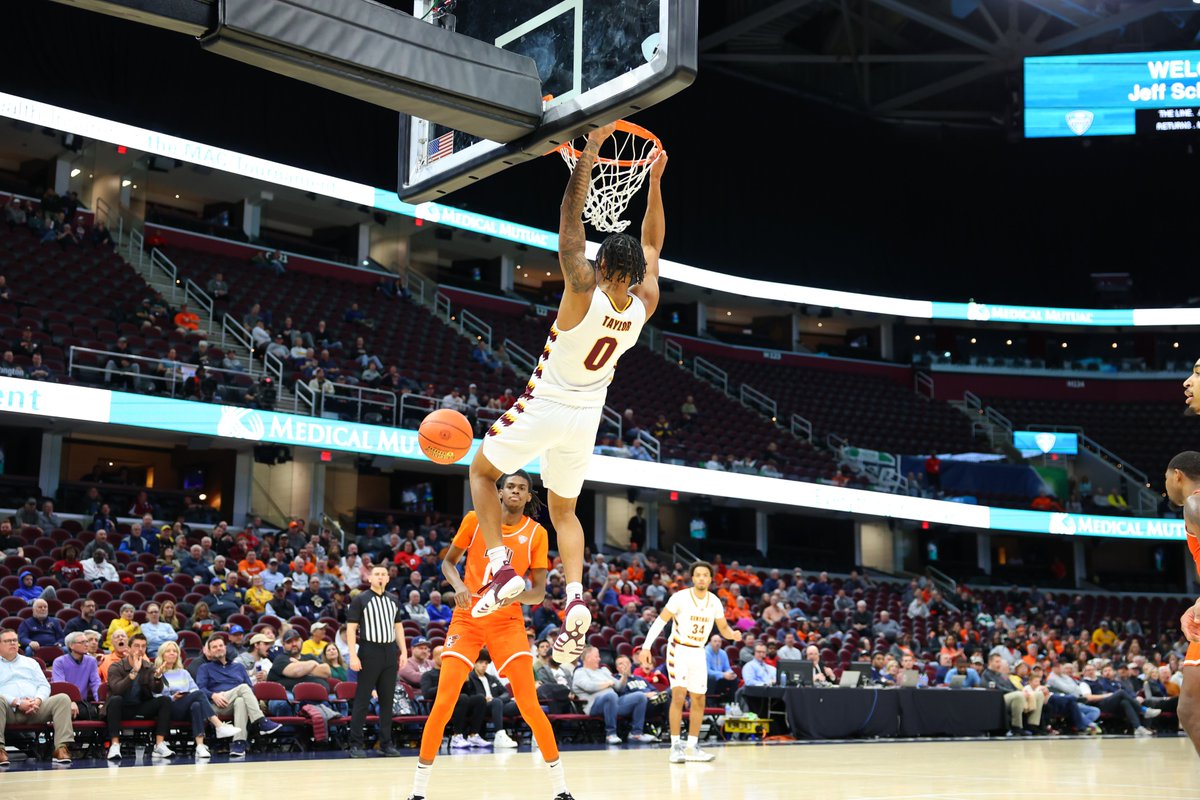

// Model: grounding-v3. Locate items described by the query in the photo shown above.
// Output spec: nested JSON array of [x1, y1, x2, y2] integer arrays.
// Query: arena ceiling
[[695, 0, 1200, 130]]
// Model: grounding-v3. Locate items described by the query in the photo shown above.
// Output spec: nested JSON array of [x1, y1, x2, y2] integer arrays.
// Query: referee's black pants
[[351, 641, 399, 747]]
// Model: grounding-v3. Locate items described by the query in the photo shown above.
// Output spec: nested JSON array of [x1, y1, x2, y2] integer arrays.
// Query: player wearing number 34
[[639, 561, 742, 763], [468, 121, 668, 669]]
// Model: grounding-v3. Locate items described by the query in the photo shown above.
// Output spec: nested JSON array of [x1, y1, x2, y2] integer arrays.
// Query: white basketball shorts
[[666, 640, 708, 695], [481, 396, 602, 499]]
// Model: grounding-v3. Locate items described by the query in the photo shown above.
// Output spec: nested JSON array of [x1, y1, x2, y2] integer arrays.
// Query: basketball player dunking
[[639, 561, 741, 763], [407, 471, 573, 800], [469, 121, 667, 666]]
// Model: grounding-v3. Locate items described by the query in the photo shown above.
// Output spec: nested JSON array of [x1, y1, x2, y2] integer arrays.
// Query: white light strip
[[0, 377, 1181, 542], [4, 90, 1198, 327]]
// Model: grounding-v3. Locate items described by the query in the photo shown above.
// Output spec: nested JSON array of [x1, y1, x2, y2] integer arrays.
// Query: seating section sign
[[1026, 50, 1200, 138]]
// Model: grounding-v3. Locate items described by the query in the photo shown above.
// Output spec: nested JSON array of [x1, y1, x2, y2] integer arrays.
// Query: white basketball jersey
[[665, 589, 723, 647], [526, 289, 647, 408]]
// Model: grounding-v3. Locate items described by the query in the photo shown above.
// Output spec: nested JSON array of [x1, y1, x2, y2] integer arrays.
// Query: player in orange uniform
[[406, 471, 573, 800], [1162, 450, 1200, 756]]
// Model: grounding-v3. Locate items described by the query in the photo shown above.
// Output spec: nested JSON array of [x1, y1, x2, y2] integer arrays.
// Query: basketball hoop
[[556, 120, 662, 234]]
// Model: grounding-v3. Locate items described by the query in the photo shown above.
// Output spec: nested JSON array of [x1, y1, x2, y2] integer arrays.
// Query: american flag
[[427, 131, 455, 163]]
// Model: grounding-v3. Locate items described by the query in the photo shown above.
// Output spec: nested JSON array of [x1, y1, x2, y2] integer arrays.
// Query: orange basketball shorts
[[441, 608, 532, 677], [1185, 641, 1200, 668]]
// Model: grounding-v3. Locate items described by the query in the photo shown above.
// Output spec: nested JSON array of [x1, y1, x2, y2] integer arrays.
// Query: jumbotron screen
[[1025, 49, 1200, 138]]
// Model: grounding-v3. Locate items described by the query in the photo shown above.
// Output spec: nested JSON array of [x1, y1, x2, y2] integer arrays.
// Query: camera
[[248, 376, 276, 411]]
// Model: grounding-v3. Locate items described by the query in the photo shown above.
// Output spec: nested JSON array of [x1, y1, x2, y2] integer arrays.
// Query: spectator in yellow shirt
[[104, 603, 141, 651], [300, 621, 331, 657], [243, 574, 273, 614], [1090, 620, 1118, 652]]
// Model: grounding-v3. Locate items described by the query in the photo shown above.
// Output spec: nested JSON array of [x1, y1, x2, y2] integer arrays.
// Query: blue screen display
[[1025, 49, 1200, 138], [1013, 431, 1079, 457]]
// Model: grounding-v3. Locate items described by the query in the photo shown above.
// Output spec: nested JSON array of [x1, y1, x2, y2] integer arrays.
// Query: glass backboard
[[398, 0, 696, 202]]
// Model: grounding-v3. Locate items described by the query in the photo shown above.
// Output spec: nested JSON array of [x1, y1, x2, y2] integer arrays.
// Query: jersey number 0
[[583, 337, 618, 371]]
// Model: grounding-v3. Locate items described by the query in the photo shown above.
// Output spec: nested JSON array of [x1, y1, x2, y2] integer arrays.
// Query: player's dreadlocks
[[595, 232, 646, 286], [497, 469, 543, 518]]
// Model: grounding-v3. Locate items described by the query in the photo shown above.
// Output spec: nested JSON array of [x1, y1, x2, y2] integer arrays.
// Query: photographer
[[243, 376, 276, 411]]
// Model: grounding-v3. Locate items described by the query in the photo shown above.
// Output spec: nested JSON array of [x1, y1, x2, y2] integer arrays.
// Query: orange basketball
[[418, 408, 474, 464]]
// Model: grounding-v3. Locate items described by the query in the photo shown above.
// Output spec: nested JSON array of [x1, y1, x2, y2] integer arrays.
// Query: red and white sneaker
[[551, 599, 592, 664], [471, 564, 526, 618]]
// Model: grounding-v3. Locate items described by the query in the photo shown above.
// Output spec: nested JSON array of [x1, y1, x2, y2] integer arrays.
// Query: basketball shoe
[[551, 599, 592, 664], [684, 744, 715, 762], [472, 564, 527, 617], [668, 743, 687, 763]]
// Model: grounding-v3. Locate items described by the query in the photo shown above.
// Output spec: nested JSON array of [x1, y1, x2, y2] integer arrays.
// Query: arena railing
[[692, 356, 728, 395], [457, 308, 493, 349], [740, 384, 778, 423], [433, 292, 451, 323], [219, 314, 255, 364], [124, 228, 145, 272], [406, 270, 433, 307], [503, 339, 536, 374], [790, 413, 814, 444], [663, 338, 683, 367], [310, 381, 398, 427], [67, 346, 252, 399], [144, 248, 216, 320]]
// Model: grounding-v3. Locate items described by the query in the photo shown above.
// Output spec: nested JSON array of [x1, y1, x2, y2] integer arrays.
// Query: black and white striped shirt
[[347, 588, 403, 644]]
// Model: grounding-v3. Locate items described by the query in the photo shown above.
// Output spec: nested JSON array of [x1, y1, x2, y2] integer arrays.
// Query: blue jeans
[[1047, 694, 1089, 730], [357, 355, 384, 370], [170, 691, 215, 733], [1077, 702, 1100, 725], [590, 690, 647, 736]]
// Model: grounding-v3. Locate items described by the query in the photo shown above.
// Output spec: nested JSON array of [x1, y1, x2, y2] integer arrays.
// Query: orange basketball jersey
[[453, 511, 549, 621], [1186, 489, 1200, 579]]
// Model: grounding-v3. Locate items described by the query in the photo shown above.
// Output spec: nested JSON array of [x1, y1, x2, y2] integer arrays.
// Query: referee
[[346, 564, 409, 758]]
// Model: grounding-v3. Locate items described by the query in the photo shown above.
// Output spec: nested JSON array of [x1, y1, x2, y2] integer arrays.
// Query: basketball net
[[557, 120, 662, 233]]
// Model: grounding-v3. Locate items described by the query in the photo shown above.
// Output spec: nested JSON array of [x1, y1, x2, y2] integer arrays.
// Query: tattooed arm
[[558, 123, 616, 294]]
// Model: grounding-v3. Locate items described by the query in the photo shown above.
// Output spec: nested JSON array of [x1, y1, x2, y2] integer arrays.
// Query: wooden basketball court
[[4, 737, 1195, 800]]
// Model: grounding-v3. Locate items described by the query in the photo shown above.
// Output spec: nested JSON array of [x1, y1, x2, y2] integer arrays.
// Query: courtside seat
[[253, 680, 313, 729]]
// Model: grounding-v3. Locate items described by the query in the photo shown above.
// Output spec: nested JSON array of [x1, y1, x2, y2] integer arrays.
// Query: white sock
[[686, 735, 697, 750], [546, 759, 567, 795], [412, 761, 433, 798], [566, 582, 583, 602], [486, 546, 507, 574], [671, 735, 681, 747]]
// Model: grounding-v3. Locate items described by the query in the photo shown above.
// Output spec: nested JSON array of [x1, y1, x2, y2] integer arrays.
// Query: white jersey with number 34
[[530, 289, 647, 408], [666, 589, 723, 647]]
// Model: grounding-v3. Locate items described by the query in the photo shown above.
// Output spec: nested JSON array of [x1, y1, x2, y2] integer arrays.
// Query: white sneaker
[[1134, 726, 1154, 737], [684, 745, 715, 762], [152, 743, 175, 759], [214, 723, 242, 739], [605, 734, 623, 745], [450, 734, 470, 748], [467, 734, 491, 748], [107, 742, 122, 761], [194, 743, 211, 759], [551, 600, 592, 665], [493, 730, 519, 749], [1143, 708, 1162, 719], [630, 733, 658, 744], [669, 744, 686, 763]]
